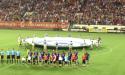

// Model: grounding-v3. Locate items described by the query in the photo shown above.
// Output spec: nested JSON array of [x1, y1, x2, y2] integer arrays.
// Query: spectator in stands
[[0, 0, 124, 25]]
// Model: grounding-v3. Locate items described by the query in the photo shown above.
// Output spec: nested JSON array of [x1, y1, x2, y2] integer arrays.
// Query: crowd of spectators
[[0, 0, 125, 25]]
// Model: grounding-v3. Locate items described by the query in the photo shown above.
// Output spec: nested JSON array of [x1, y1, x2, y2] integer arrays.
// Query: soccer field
[[0, 29, 125, 75]]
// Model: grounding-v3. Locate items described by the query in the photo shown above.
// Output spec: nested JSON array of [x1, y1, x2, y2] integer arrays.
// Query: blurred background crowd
[[0, 0, 124, 25]]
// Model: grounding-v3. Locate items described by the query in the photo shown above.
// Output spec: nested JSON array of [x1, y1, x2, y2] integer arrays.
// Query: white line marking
[[95, 48, 113, 56]]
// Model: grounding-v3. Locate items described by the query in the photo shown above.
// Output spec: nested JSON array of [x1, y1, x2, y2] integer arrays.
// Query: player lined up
[[0, 49, 21, 64], [0, 49, 90, 66], [24, 49, 90, 66]]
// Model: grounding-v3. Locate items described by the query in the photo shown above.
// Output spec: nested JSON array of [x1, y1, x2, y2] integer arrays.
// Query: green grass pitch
[[0, 29, 125, 75]]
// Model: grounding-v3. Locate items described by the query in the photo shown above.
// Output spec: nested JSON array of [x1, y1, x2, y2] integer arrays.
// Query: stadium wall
[[0, 21, 69, 30], [70, 24, 125, 32]]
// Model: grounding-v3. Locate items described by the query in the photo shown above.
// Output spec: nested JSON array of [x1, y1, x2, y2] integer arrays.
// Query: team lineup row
[[0, 49, 90, 66]]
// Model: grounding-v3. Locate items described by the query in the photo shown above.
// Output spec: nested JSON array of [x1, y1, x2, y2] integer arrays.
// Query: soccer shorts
[[7, 55, 10, 59]]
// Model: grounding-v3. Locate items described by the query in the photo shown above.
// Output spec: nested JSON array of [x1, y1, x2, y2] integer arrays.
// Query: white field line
[[95, 48, 113, 56]]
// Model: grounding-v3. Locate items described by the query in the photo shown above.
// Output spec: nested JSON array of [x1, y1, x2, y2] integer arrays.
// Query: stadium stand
[[0, 0, 125, 25]]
